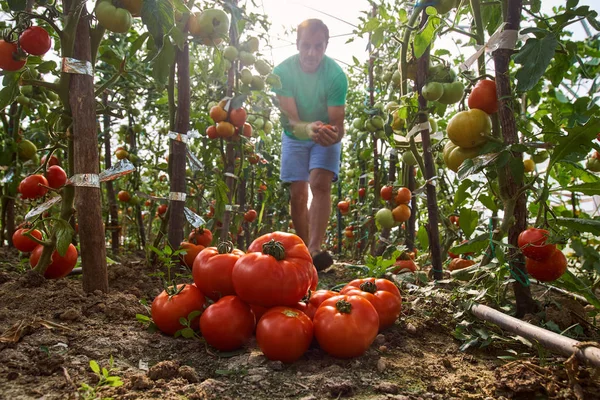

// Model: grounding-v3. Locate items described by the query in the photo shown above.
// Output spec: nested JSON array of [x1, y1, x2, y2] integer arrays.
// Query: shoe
[[311, 250, 333, 271]]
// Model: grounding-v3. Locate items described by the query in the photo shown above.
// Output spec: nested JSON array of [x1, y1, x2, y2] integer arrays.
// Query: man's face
[[297, 29, 328, 73]]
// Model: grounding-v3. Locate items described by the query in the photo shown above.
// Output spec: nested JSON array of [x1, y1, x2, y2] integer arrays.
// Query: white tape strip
[[168, 131, 188, 143], [169, 192, 187, 202], [69, 174, 100, 188], [61, 57, 93, 76], [407, 122, 431, 139], [224, 172, 238, 180], [459, 23, 518, 71]]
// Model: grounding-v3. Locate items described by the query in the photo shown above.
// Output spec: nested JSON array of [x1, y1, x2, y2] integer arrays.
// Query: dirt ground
[[1, 246, 599, 400]]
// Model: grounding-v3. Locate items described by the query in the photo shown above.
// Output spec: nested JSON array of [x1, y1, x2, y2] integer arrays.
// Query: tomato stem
[[217, 240, 234, 254], [335, 299, 352, 314], [359, 281, 378, 294], [262, 239, 285, 260]]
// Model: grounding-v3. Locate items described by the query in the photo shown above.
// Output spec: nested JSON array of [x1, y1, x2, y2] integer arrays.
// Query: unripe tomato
[[0, 40, 27, 71], [587, 157, 600, 172], [442, 141, 482, 172], [19, 26, 52, 56], [438, 81, 464, 105], [12, 228, 43, 252], [447, 109, 492, 149], [523, 159, 535, 173], [95, 0, 133, 34], [468, 79, 498, 115]]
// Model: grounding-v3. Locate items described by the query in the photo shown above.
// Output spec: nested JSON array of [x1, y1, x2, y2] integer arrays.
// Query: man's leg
[[307, 168, 334, 255], [290, 181, 310, 246]]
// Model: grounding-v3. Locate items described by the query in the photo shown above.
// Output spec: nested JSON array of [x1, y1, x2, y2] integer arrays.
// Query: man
[[272, 19, 348, 270]]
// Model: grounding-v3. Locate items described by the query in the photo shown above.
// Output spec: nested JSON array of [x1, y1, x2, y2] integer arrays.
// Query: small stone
[[406, 323, 417, 334], [379, 345, 388, 353], [267, 360, 283, 371], [377, 358, 387, 372], [374, 334, 386, 345]]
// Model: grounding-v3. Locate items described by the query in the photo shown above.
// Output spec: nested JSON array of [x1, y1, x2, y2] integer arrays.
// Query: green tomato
[[375, 208, 395, 229], [422, 82, 444, 102], [428, 117, 438, 133], [95, 1, 133, 34], [402, 151, 417, 166], [531, 150, 549, 164], [428, 64, 456, 83], [438, 81, 464, 105], [586, 157, 600, 172]]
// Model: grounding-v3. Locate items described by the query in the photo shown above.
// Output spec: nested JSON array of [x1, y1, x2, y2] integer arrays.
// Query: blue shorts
[[280, 133, 341, 182]]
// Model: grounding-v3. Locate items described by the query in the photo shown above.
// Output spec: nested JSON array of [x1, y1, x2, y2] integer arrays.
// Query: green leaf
[[454, 179, 473, 208], [560, 183, 600, 196], [36, 61, 57, 74], [179, 327, 196, 339], [478, 193, 498, 212], [151, 39, 176, 86], [508, 155, 524, 186], [0, 73, 21, 110], [548, 117, 600, 170], [449, 233, 488, 255], [459, 208, 479, 239], [141, 0, 175, 52], [553, 217, 600, 236], [417, 225, 429, 248], [7, 0, 26, 11], [514, 33, 558, 92], [55, 220, 74, 257], [90, 360, 100, 374], [414, 16, 440, 58], [555, 270, 600, 309], [130, 32, 150, 56]]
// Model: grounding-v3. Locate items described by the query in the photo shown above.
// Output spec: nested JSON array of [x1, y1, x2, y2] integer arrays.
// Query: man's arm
[[327, 105, 346, 142], [277, 95, 322, 140]]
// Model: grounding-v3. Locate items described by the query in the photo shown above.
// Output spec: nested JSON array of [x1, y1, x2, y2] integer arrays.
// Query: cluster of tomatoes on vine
[[0, 24, 52, 72]]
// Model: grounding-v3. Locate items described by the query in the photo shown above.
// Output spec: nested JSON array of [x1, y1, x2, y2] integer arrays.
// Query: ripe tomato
[[303, 289, 338, 320], [392, 204, 411, 223], [310, 265, 318, 291], [12, 228, 43, 252], [157, 204, 167, 215], [244, 209, 257, 222], [380, 185, 393, 201], [41, 154, 60, 167], [200, 295, 255, 351], [19, 26, 52, 56], [229, 107, 247, 127], [242, 122, 253, 138], [313, 295, 379, 358], [446, 109, 492, 149], [337, 200, 350, 215], [206, 125, 219, 139], [232, 231, 313, 307], [395, 187, 411, 205], [188, 228, 213, 247], [256, 307, 313, 363], [30, 243, 78, 279], [192, 242, 245, 301], [526, 248, 567, 282], [19, 175, 49, 199], [0, 40, 26, 71], [358, 187, 366, 198], [468, 79, 498, 115], [344, 227, 354, 238], [392, 259, 417, 273], [151, 283, 206, 336], [209, 105, 228, 123], [45, 165, 67, 189], [339, 278, 402, 331], [179, 241, 205, 268], [448, 258, 475, 271], [449, 215, 459, 226], [517, 227, 556, 261], [117, 190, 130, 202]]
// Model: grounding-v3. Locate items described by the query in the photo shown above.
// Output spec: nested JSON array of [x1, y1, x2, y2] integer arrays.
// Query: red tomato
[[19, 175, 48, 199], [339, 278, 402, 330], [313, 295, 379, 358], [244, 209, 258, 222], [250, 304, 269, 321], [358, 187, 366, 198], [192, 242, 245, 300], [117, 190, 130, 202], [468, 79, 498, 114], [45, 165, 67, 189], [232, 232, 313, 307], [256, 307, 313, 363], [228, 107, 247, 127], [29, 243, 78, 279], [304, 290, 338, 320], [0, 40, 26, 71], [392, 259, 417, 273], [526, 248, 567, 282], [200, 295, 255, 351], [12, 228, 43, 252], [157, 204, 167, 215], [518, 227, 556, 261], [151, 284, 206, 336], [179, 241, 205, 268], [448, 258, 475, 271], [380, 185, 393, 201], [337, 200, 350, 214], [41, 154, 60, 167], [188, 228, 213, 247], [19, 26, 52, 56], [310, 265, 318, 291]]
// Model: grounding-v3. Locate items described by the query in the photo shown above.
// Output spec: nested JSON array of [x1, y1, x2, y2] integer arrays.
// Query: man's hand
[[308, 122, 339, 147]]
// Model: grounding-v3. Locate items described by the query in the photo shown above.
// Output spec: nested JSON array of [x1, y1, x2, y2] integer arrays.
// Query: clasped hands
[[307, 122, 340, 147]]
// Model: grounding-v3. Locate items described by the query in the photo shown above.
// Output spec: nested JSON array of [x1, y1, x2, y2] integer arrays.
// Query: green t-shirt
[[273, 55, 348, 141]]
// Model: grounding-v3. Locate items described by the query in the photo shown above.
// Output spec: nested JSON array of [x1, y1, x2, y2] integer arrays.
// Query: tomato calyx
[[262, 239, 286, 260], [301, 289, 313, 303], [281, 309, 300, 318], [335, 299, 352, 314], [164, 281, 186, 298], [358, 281, 378, 294], [217, 240, 234, 254]]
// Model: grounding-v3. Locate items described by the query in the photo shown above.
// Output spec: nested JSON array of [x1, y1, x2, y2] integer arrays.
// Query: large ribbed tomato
[[468, 79, 498, 114], [192, 241, 245, 301], [188, 228, 213, 247], [339, 278, 402, 331], [151, 284, 206, 336], [231, 231, 313, 307], [526, 248, 567, 282], [303, 290, 339, 320], [518, 227, 556, 261], [200, 295, 255, 351], [442, 141, 482, 172], [256, 307, 313, 363], [313, 295, 379, 358], [446, 109, 492, 149]]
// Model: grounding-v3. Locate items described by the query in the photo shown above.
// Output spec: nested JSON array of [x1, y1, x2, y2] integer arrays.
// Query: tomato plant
[[30, 244, 78, 279], [19, 26, 52, 56], [199, 295, 255, 351], [232, 232, 313, 307], [151, 284, 206, 336], [256, 307, 313, 363], [192, 241, 244, 301], [12, 228, 43, 252], [313, 295, 379, 358]]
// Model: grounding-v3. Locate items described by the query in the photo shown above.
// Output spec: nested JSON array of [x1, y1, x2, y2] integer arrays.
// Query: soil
[[1, 246, 599, 400]]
